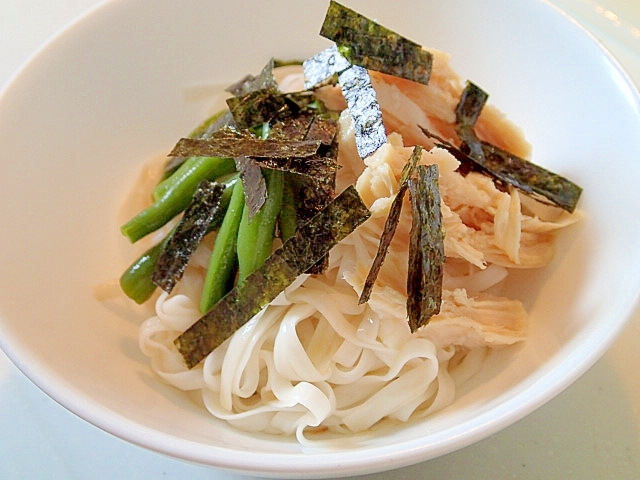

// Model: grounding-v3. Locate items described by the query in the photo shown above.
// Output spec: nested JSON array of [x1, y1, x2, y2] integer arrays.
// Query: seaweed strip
[[473, 142, 582, 212], [227, 89, 324, 131], [339, 65, 387, 158], [250, 153, 339, 179], [455, 81, 489, 128], [305, 114, 339, 146], [270, 113, 339, 147], [152, 180, 226, 293], [419, 123, 583, 213], [271, 114, 339, 274], [226, 87, 290, 130], [268, 113, 316, 142], [407, 164, 444, 331], [235, 156, 267, 219], [174, 185, 370, 368], [452, 82, 582, 212], [303, 45, 352, 89], [320, 1, 432, 85], [251, 115, 339, 181], [292, 137, 339, 275], [359, 145, 422, 304], [163, 110, 235, 176], [169, 135, 321, 159], [226, 58, 277, 97]]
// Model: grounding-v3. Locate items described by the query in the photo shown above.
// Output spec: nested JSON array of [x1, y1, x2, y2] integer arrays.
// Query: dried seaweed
[[407, 164, 444, 331], [451, 81, 582, 212], [419, 123, 583, 213], [339, 65, 387, 158], [291, 137, 339, 275], [359, 145, 422, 304], [268, 112, 339, 148], [227, 88, 326, 132], [455, 81, 489, 128], [152, 181, 225, 293], [226, 58, 278, 97], [226, 87, 290, 130], [169, 134, 321, 159], [303, 45, 352, 89], [174, 185, 370, 368], [305, 114, 339, 146], [268, 113, 316, 142], [320, 1, 432, 85], [471, 142, 582, 212], [235, 156, 267, 219], [249, 153, 338, 179], [163, 110, 235, 176]]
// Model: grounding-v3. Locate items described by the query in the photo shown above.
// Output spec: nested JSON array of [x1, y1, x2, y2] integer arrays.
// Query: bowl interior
[[1, 0, 640, 477]]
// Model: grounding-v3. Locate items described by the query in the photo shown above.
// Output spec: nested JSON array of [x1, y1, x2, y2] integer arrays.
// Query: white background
[[1, 1, 639, 478]]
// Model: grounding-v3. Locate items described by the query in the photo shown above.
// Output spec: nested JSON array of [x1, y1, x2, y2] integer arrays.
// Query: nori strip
[[305, 114, 339, 146], [455, 81, 489, 128], [339, 65, 387, 158], [225, 58, 278, 97], [419, 124, 583, 213], [359, 145, 422, 304], [226, 87, 289, 130], [450, 81, 582, 212], [163, 109, 235, 177], [406, 164, 444, 331], [227, 88, 324, 132], [152, 181, 225, 293], [249, 153, 339, 179], [270, 113, 340, 274], [469, 141, 582, 212], [269, 113, 339, 148], [235, 156, 267, 219], [169, 135, 321, 159], [320, 1, 432, 85], [268, 113, 316, 142], [303, 44, 386, 160], [174, 185, 370, 368], [291, 138, 340, 275], [303, 45, 351, 89]]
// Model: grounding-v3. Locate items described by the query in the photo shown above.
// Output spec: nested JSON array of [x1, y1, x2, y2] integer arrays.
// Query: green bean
[[119, 175, 239, 303], [153, 156, 235, 202], [236, 169, 284, 281], [278, 180, 298, 242], [207, 174, 240, 231], [121, 156, 235, 243], [200, 180, 245, 313], [119, 238, 168, 304]]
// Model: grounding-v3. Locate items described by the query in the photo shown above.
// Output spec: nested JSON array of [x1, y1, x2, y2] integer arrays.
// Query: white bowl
[[1, 0, 639, 477]]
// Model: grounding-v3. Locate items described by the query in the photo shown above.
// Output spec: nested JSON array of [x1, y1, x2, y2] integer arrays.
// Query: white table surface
[[1, 1, 639, 478]]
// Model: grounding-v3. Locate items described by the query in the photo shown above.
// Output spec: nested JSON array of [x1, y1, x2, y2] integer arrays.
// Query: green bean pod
[[236, 169, 284, 281], [119, 239, 167, 304], [119, 175, 239, 303], [200, 180, 245, 313], [153, 156, 235, 202], [121, 156, 235, 243]]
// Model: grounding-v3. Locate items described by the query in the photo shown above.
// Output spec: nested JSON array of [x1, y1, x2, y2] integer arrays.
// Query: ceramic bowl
[[1, 0, 639, 477]]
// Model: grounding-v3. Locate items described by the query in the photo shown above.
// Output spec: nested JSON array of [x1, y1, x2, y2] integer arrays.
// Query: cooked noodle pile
[[136, 50, 579, 443]]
